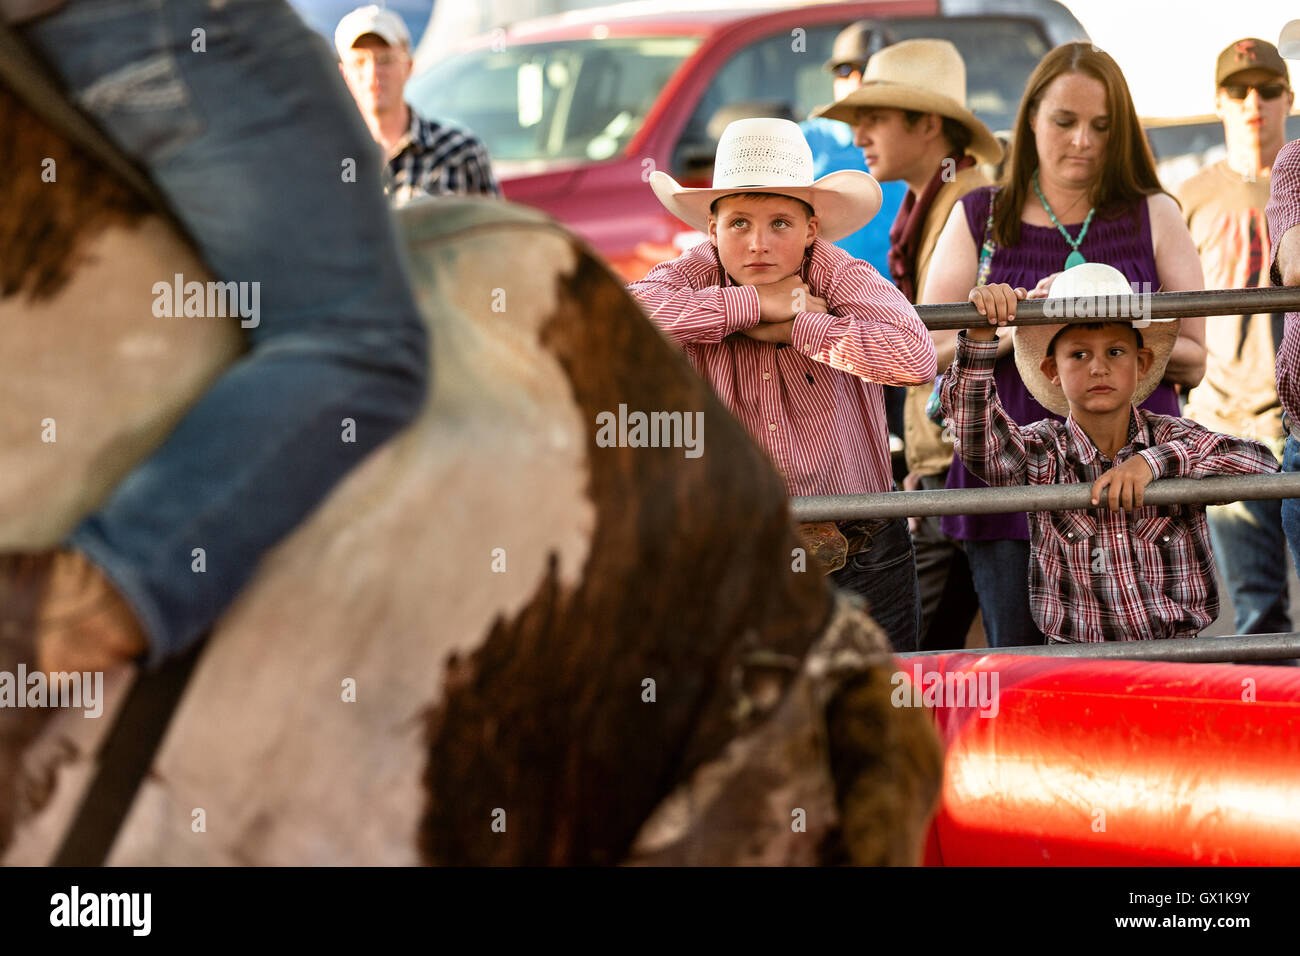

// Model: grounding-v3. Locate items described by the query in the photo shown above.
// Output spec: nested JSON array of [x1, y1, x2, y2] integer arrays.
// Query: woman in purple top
[[921, 43, 1207, 647]]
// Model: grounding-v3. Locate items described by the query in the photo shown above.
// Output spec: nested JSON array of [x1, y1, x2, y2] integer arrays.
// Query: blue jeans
[[830, 517, 921, 653], [1281, 436, 1300, 593], [912, 474, 979, 651], [1207, 494, 1292, 635], [963, 538, 1046, 648], [22, 0, 428, 664]]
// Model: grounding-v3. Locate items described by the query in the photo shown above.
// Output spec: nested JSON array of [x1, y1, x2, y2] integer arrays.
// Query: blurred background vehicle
[[291, 1, 1300, 276], [406, 0, 1089, 279]]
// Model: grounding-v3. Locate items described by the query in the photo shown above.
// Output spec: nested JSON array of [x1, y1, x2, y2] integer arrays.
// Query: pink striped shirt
[[627, 238, 936, 496]]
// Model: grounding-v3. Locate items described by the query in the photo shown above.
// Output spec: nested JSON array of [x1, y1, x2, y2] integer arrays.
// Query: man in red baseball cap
[[1180, 37, 1295, 635]]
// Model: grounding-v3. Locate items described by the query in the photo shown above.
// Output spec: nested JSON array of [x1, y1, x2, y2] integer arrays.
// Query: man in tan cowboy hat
[[628, 117, 937, 652], [818, 38, 1001, 650], [940, 265, 1278, 643], [1178, 36, 1295, 637]]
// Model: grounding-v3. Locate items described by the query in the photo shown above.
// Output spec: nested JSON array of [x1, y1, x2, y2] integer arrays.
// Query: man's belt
[[797, 517, 896, 574], [1285, 412, 1300, 445], [838, 518, 892, 557]]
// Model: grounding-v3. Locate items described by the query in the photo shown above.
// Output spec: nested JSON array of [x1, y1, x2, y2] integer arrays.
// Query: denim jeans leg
[[913, 474, 979, 651], [1207, 497, 1292, 635], [23, 0, 428, 664], [963, 538, 1045, 647], [1282, 436, 1300, 580], [830, 518, 921, 653]]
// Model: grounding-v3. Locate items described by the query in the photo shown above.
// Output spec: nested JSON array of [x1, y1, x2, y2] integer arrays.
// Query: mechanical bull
[[0, 71, 943, 866]]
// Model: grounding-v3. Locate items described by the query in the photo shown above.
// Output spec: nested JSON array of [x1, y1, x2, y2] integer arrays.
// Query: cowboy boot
[[26, 549, 149, 675], [0, 549, 147, 851]]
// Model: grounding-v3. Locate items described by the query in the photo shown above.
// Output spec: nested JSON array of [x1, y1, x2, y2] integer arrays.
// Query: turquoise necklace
[[1033, 169, 1095, 269]]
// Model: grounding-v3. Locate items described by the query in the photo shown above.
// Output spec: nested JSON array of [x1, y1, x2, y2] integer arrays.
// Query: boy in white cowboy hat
[[939, 266, 1279, 643], [627, 117, 936, 653]]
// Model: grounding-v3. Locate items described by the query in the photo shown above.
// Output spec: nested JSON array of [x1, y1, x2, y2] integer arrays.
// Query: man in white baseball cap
[[628, 117, 937, 653], [335, 4, 499, 204]]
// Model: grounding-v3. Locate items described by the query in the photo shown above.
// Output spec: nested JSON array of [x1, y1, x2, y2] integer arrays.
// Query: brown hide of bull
[[419, 237, 944, 866], [826, 666, 946, 865], [421, 247, 837, 865], [0, 80, 152, 301], [0, 66, 942, 862]]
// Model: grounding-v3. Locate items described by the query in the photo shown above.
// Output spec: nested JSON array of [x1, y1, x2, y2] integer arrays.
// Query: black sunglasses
[[1222, 82, 1289, 101], [831, 62, 866, 78]]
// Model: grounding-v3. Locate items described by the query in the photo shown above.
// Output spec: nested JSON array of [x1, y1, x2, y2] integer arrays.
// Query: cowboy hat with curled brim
[[1013, 263, 1180, 418], [648, 117, 882, 243], [813, 38, 1003, 166]]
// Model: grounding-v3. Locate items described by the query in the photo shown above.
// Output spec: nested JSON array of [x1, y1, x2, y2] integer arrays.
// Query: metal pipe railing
[[790, 286, 1300, 520], [791, 472, 1300, 522], [896, 632, 1300, 663], [915, 286, 1300, 330]]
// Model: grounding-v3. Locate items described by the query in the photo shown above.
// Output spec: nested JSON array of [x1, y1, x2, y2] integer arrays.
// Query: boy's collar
[[1064, 406, 1148, 464]]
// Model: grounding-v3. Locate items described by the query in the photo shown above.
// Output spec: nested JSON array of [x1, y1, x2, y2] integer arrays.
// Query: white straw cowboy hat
[[648, 117, 883, 243], [1014, 263, 1180, 418], [814, 38, 1003, 166]]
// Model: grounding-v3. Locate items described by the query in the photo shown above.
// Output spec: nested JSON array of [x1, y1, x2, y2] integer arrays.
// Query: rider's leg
[[17, 0, 429, 666]]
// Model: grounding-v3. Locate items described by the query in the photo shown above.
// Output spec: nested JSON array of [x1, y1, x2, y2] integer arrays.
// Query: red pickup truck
[[407, 1, 1088, 279]]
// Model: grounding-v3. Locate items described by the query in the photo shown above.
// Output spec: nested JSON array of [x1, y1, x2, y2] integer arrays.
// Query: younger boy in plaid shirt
[[940, 272, 1278, 642]]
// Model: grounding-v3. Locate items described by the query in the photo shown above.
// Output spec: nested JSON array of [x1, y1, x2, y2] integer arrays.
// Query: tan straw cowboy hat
[[814, 38, 1002, 166], [1014, 263, 1180, 418], [648, 117, 883, 243]]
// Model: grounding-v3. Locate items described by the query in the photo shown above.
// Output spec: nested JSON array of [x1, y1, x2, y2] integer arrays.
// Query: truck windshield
[[408, 36, 702, 163]]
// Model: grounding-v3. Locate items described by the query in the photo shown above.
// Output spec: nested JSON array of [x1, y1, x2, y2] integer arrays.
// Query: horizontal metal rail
[[916, 286, 1300, 330], [791, 472, 1300, 522], [897, 632, 1300, 663]]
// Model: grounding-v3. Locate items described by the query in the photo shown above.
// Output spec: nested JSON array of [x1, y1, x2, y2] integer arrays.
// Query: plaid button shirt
[[384, 108, 500, 205], [941, 334, 1279, 642], [627, 238, 935, 497], [1268, 139, 1300, 428]]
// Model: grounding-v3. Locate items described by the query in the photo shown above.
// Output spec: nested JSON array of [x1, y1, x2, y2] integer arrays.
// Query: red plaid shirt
[[941, 334, 1279, 642], [627, 238, 935, 497], [1268, 139, 1300, 428]]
